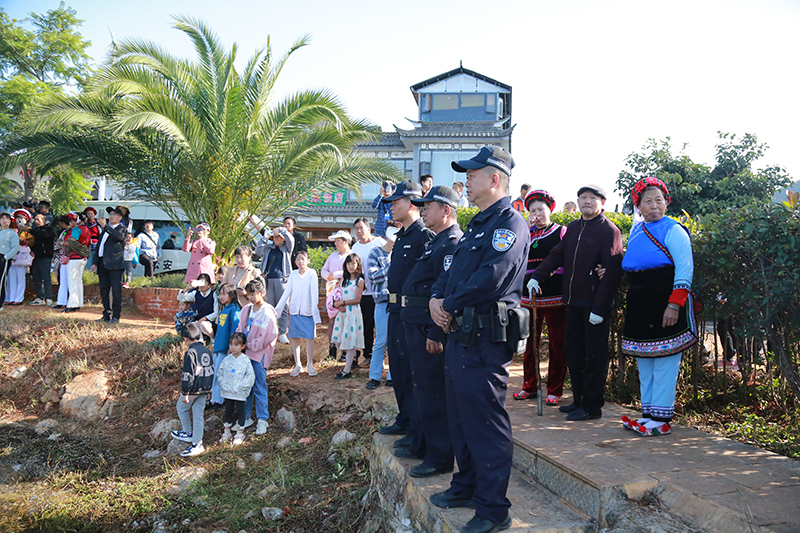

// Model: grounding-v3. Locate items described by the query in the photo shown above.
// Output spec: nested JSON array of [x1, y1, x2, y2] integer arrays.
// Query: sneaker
[[30, 298, 45, 305], [278, 334, 289, 344], [122, 283, 131, 289], [290, 365, 303, 377], [233, 432, 245, 446], [219, 430, 232, 443], [255, 420, 269, 435], [107, 317, 120, 324], [46, 299, 53, 307], [232, 419, 255, 431], [334, 371, 351, 380], [307, 367, 318, 377], [171, 430, 193, 443], [366, 379, 381, 390], [180, 442, 205, 457]]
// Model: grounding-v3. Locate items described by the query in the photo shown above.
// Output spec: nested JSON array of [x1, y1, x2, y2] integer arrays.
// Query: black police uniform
[[401, 223, 462, 472], [387, 217, 434, 449], [431, 197, 529, 524]]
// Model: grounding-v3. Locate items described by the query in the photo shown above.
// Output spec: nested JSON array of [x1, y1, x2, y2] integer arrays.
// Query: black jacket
[[92, 223, 128, 270], [30, 224, 55, 259], [181, 341, 215, 395]]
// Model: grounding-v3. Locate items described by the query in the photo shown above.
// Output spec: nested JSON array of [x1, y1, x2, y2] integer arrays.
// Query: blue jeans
[[211, 352, 225, 404], [245, 356, 269, 421], [369, 301, 392, 382]]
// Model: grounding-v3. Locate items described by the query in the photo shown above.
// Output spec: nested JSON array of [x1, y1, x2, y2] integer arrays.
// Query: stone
[[299, 436, 313, 445], [236, 458, 246, 470], [166, 439, 188, 457], [252, 453, 264, 462], [166, 466, 208, 496], [330, 429, 355, 447], [261, 507, 283, 521], [243, 511, 255, 520], [356, 389, 398, 425], [143, 450, 162, 459], [151, 419, 181, 441], [34, 418, 58, 435], [334, 412, 355, 424], [276, 436, 292, 449], [9, 366, 27, 379], [204, 415, 222, 431], [274, 407, 296, 433], [60, 371, 109, 420], [40, 390, 61, 404], [47, 433, 61, 440]]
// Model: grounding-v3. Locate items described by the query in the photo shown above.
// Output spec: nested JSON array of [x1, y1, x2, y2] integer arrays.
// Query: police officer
[[429, 147, 528, 533], [401, 186, 463, 478], [379, 181, 435, 460]]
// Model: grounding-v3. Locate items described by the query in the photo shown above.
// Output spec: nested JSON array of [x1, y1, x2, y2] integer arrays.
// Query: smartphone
[[191, 280, 204, 288]]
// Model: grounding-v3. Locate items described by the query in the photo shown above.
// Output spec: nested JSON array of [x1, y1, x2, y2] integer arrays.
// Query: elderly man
[[429, 146, 528, 533], [352, 218, 385, 365], [529, 185, 624, 422], [254, 225, 295, 344], [92, 206, 129, 324]]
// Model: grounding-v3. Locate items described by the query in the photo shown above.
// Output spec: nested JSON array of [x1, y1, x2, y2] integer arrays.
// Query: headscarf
[[632, 177, 671, 207], [524, 190, 556, 212]]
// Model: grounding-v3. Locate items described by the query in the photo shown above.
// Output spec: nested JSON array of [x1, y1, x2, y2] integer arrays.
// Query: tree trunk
[[21, 163, 38, 200]]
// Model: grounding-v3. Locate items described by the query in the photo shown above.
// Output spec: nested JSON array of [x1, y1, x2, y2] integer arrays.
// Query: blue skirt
[[288, 314, 316, 339]]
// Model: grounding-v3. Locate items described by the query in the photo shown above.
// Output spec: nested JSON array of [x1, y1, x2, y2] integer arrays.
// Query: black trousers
[[564, 306, 611, 416], [387, 312, 415, 434], [0, 256, 8, 306], [406, 324, 452, 470], [97, 257, 124, 320], [360, 294, 375, 357], [31, 257, 53, 300], [139, 254, 155, 277], [224, 398, 246, 427]]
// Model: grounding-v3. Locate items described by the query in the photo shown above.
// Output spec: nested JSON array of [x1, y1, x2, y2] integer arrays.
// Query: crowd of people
[[1, 145, 697, 532]]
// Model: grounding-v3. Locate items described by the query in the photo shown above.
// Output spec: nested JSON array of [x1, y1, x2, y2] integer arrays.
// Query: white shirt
[[458, 195, 469, 208], [274, 268, 322, 323], [98, 223, 120, 257], [351, 237, 385, 295]]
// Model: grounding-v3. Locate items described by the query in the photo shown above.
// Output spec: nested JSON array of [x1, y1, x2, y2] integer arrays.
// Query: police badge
[[443, 255, 453, 271], [492, 229, 516, 252]]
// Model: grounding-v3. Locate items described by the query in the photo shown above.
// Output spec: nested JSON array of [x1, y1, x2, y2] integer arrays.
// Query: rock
[[47, 433, 61, 440], [276, 436, 292, 449], [261, 507, 283, 521], [274, 407, 296, 433], [305, 389, 355, 413], [9, 366, 27, 379], [355, 388, 398, 425], [236, 458, 246, 470], [298, 436, 313, 445], [258, 484, 278, 498], [60, 371, 110, 420], [252, 453, 264, 462], [204, 415, 222, 431], [330, 429, 355, 447], [243, 511, 255, 520], [334, 412, 355, 424], [142, 450, 162, 459], [166, 439, 187, 457], [151, 419, 181, 441], [166, 466, 208, 496], [211, 530, 228, 533], [40, 390, 61, 404], [34, 418, 58, 435]]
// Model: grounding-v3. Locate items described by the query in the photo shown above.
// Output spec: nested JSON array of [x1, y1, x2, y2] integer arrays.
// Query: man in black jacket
[[91, 206, 129, 324], [29, 213, 55, 306]]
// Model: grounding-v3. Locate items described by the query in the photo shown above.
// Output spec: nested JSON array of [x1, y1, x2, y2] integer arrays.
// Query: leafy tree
[[33, 165, 92, 214], [0, 2, 91, 199], [615, 133, 792, 215], [1, 17, 399, 262]]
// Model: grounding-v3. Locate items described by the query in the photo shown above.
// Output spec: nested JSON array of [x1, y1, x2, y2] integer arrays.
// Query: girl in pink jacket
[[236, 278, 278, 435]]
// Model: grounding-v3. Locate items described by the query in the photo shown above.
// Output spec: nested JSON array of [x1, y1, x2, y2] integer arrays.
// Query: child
[[331, 254, 365, 380], [174, 291, 197, 334], [275, 251, 322, 377], [171, 323, 214, 457], [122, 233, 139, 288], [236, 278, 278, 435], [210, 283, 241, 408], [218, 332, 255, 445]]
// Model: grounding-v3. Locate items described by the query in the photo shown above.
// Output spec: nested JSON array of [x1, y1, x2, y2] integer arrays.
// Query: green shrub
[[307, 245, 334, 273], [82, 270, 99, 286], [128, 273, 186, 289]]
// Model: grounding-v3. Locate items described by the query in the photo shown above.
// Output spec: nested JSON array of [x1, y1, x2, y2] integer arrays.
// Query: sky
[[4, 0, 800, 210]]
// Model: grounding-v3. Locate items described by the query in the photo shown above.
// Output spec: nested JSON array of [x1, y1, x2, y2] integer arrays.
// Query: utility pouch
[[506, 307, 531, 355], [492, 301, 509, 344], [461, 307, 476, 349]]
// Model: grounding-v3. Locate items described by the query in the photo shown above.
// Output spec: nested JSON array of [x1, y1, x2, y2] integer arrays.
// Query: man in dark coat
[[91, 206, 129, 324]]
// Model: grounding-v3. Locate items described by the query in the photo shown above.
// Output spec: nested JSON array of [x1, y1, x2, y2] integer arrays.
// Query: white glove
[[589, 312, 603, 325], [526, 278, 540, 296]]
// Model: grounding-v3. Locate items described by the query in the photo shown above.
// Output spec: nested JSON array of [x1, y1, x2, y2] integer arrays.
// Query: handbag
[[13, 246, 34, 267]]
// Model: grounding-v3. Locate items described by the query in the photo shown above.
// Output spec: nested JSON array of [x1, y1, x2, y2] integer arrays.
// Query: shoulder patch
[[443, 255, 453, 271], [492, 229, 517, 252]]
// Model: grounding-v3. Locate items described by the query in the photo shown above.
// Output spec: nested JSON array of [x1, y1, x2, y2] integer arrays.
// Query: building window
[[420, 93, 499, 122]]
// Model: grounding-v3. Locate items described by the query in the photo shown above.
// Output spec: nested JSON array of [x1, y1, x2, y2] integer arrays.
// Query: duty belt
[[388, 293, 398, 304], [449, 314, 493, 332], [401, 296, 429, 307]]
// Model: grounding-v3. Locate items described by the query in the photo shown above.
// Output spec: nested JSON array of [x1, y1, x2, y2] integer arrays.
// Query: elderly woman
[[515, 190, 568, 405], [223, 246, 260, 307], [182, 222, 216, 284], [620, 177, 697, 437]]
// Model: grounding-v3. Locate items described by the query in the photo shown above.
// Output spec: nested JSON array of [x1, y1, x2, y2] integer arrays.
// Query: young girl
[[122, 233, 140, 288], [331, 254, 365, 380], [235, 278, 278, 435], [218, 332, 255, 446], [275, 251, 322, 377], [210, 283, 241, 408]]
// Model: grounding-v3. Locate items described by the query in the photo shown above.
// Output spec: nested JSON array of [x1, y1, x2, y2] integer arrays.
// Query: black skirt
[[622, 266, 698, 358]]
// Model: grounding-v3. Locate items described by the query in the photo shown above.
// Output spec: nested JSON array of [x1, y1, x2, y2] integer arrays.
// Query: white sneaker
[[290, 365, 303, 377], [278, 334, 289, 344], [307, 366, 318, 377], [232, 419, 254, 431], [219, 428, 232, 443], [30, 298, 45, 305], [180, 442, 205, 457], [233, 432, 245, 446], [255, 419, 269, 435], [46, 299, 53, 307]]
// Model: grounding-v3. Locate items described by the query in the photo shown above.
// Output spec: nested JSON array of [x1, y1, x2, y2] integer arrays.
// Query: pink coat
[[236, 303, 278, 368], [182, 236, 216, 283]]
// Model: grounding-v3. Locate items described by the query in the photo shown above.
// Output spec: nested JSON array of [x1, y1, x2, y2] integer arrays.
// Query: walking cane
[[529, 288, 543, 416]]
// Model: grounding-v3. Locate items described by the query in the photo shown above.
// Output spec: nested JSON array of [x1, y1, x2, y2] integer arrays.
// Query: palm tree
[[2, 16, 399, 261]]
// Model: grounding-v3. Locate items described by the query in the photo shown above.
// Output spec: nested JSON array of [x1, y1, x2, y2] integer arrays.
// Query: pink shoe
[[545, 395, 560, 405], [621, 416, 641, 431], [633, 422, 671, 437]]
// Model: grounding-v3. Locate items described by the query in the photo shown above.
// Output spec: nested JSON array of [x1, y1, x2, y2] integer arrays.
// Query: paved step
[[369, 433, 594, 533]]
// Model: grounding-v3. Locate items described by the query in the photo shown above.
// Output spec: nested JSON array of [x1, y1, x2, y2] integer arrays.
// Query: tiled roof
[[357, 132, 405, 148], [410, 66, 511, 93], [395, 123, 515, 138]]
